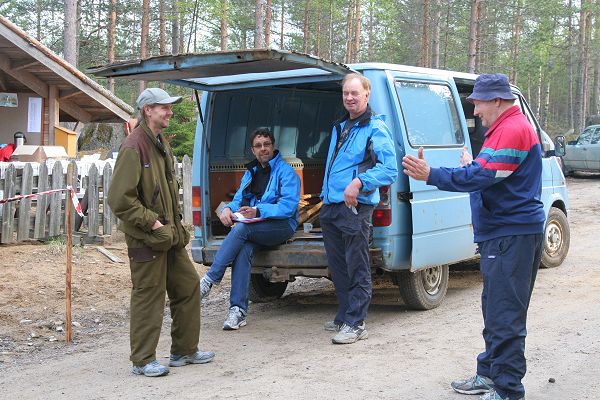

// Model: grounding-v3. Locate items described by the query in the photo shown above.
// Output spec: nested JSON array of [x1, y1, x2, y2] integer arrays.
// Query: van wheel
[[393, 265, 449, 310], [541, 207, 570, 268], [248, 274, 288, 303]]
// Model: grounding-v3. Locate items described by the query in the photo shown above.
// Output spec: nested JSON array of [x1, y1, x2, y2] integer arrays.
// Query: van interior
[[206, 79, 482, 238]]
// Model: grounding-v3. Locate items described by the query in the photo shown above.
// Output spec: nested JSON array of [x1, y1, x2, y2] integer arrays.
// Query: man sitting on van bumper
[[402, 73, 544, 400], [320, 73, 398, 345], [199, 128, 300, 330]]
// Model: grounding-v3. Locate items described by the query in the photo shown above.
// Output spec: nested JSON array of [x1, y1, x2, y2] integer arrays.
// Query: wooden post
[[65, 165, 74, 343]]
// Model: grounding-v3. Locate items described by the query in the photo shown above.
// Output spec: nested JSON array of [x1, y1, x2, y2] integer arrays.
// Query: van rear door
[[88, 49, 352, 91], [390, 73, 478, 270]]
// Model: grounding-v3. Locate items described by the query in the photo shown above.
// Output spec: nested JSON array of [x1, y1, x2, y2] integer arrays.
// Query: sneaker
[[200, 276, 213, 299], [131, 360, 169, 377], [169, 350, 216, 367], [451, 374, 494, 395], [223, 306, 247, 330], [479, 389, 524, 400], [324, 321, 342, 332], [331, 322, 368, 344]]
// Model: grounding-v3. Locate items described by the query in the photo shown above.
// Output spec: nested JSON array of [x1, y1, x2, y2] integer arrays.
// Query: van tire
[[248, 274, 288, 303], [394, 265, 449, 310], [541, 207, 570, 268]]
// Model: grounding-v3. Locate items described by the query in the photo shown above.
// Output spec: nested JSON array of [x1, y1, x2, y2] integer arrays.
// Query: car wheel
[[393, 265, 449, 310], [248, 274, 288, 303], [541, 207, 570, 268]]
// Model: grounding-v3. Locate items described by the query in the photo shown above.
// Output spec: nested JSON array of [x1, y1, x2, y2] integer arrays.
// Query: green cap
[[136, 88, 182, 110]]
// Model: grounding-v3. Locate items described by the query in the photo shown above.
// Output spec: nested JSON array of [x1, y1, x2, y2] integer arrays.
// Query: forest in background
[[1, 0, 599, 144]]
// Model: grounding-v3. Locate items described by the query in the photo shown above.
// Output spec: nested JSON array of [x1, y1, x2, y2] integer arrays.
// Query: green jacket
[[107, 119, 189, 252]]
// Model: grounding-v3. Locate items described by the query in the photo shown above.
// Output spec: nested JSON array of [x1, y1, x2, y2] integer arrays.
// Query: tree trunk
[[280, 0, 285, 49], [442, 3, 450, 69], [303, 0, 310, 53], [420, 0, 429, 67], [328, 0, 333, 60], [575, 0, 590, 134], [367, 0, 374, 61], [509, 0, 522, 82], [139, 0, 150, 94], [265, 0, 272, 47], [36, 0, 43, 40], [172, 0, 180, 55], [592, 15, 600, 116], [567, 0, 574, 128], [63, 0, 78, 66], [316, 9, 321, 56], [467, 0, 480, 73], [474, 0, 484, 72], [345, 0, 354, 63], [431, 0, 441, 69], [353, 0, 361, 62], [255, 0, 264, 48], [221, 0, 229, 50], [159, 0, 166, 54], [108, 0, 117, 93]]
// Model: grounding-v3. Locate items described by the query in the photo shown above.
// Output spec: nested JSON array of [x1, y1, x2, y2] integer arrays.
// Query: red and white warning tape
[[0, 186, 84, 217]]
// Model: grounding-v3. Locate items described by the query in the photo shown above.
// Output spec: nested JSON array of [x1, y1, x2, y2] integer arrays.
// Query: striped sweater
[[427, 105, 545, 242]]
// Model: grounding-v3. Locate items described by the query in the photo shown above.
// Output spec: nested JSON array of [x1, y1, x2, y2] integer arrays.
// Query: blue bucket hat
[[467, 73, 517, 102]]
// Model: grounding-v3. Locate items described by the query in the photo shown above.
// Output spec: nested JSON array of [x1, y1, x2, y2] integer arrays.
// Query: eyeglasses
[[252, 141, 273, 149]]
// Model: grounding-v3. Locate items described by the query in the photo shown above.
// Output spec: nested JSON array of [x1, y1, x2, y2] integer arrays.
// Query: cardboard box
[[10, 145, 68, 162]]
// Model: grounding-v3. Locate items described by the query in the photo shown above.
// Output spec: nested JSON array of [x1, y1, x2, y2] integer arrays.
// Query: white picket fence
[[0, 155, 192, 243]]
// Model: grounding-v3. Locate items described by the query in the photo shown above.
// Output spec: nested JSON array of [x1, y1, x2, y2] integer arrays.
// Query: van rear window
[[395, 81, 463, 147]]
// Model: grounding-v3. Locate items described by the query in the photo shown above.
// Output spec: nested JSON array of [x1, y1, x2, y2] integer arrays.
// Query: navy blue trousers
[[476, 234, 543, 400], [320, 203, 374, 328]]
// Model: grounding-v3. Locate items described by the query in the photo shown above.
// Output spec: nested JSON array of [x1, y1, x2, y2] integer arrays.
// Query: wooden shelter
[[0, 16, 133, 148]]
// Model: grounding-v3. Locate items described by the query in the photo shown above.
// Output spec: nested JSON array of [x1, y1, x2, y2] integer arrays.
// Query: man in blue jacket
[[403, 74, 545, 400], [200, 128, 300, 330], [321, 73, 398, 344]]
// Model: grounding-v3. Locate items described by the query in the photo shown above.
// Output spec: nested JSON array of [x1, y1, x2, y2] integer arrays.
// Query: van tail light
[[372, 185, 391, 227], [192, 186, 202, 226]]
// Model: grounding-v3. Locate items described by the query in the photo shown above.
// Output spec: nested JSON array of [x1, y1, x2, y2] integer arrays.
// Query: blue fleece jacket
[[226, 151, 300, 231], [321, 108, 398, 205]]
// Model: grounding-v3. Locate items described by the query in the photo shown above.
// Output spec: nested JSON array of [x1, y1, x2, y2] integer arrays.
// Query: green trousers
[[128, 246, 200, 366]]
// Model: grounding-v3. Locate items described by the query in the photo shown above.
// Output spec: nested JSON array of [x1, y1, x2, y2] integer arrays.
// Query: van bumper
[[198, 244, 385, 281]]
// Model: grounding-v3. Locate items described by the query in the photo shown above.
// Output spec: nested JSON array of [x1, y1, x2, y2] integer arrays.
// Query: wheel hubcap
[[421, 266, 442, 295], [545, 221, 563, 256]]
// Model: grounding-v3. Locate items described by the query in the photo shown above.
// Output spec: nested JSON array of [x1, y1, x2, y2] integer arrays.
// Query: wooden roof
[[0, 16, 133, 123]]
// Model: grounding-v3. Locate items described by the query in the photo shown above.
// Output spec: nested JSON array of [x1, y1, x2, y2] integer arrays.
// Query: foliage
[[163, 92, 197, 158], [0, 0, 598, 135]]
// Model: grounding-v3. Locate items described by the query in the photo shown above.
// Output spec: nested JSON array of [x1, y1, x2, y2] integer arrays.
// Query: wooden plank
[[96, 246, 124, 263], [173, 156, 181, 181], [182, 155, 192, 224], [102, 163, 113, 235], [87, 164, 99, 237], [48, 162, 64, 237], [48, 85, 59, 144], [34, 163, 49, 239], [17, 163, 33, 241], [1, 164, 17, 243], [298, 201, 323, 225], [63, 162, 77, 235]]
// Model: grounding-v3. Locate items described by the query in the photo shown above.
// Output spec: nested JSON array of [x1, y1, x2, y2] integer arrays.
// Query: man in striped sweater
[[402, 73, 545, 400]]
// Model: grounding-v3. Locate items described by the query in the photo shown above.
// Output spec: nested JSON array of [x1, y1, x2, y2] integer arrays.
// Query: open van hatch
[[88, 49, 352, 91]]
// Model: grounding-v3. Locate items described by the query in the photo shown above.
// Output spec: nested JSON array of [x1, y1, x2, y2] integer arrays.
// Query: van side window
[[395, 81, 463, 147], [578, 128, 594, 145]]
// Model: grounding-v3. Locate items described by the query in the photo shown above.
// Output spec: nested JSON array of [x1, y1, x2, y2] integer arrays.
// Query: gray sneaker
[[132, 360, 169, 377], [331, 322, 368, 344], [223, 306, 247, 330], [169, 350, 215, 367], [324, 321, 342, 332], [200, 276, 213, 299], [479, 389, 524, 400], [451, 374, 494, 395]]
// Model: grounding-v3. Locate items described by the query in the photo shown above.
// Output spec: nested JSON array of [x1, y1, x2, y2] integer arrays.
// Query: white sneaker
[[200, 276, 213, 299], [223, 306, 247, 330], [331, 322, 368, 344]]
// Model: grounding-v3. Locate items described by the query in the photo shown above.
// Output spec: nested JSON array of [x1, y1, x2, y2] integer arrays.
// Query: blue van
[[91, 49, 570, 310]]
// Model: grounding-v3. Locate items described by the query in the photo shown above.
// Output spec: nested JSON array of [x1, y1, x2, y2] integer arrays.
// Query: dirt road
[[1, 176, 599, 399]]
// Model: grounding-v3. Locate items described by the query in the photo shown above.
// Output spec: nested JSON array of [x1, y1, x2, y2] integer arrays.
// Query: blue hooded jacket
[[321, 107, 398, 205], [226, 150, 300, 231]]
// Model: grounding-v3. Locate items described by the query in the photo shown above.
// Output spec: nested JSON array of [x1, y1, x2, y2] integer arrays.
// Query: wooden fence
[[0, 155, 192, 244]]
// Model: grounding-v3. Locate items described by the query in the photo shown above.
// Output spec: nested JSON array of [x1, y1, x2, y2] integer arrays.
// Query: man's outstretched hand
[[402, 147, 430, 182]]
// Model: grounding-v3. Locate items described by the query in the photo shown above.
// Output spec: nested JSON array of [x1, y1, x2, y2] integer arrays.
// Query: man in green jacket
[[108, 88, 214, 377]]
